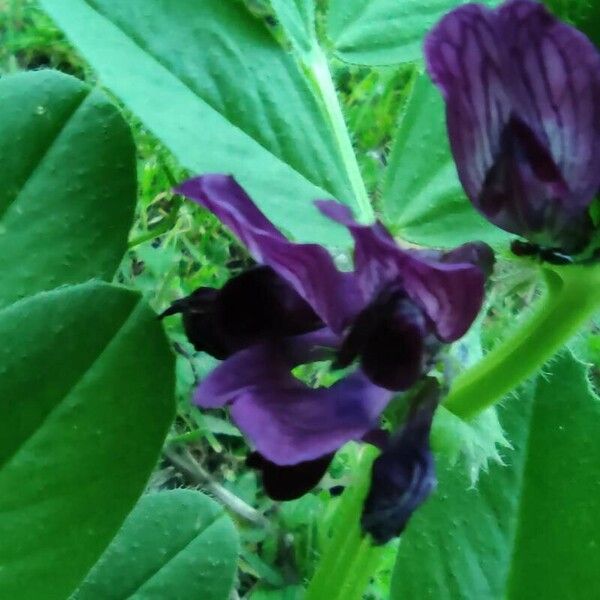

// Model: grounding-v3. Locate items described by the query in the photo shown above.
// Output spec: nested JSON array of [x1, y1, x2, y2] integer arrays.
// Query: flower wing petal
[[231, 368, 392, 465]]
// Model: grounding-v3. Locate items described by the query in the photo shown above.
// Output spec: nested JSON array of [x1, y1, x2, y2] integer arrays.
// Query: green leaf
[[543, 1, 600, 45], [0, 282, 175, 600], [391, 352, 600, 599], [382, 73, 507, 247], [0, 70, 136, 309], [327, 0, 498, 66], [40, 0, 357, 245], [271, 0, 317, 57], [72, 490, 239, 600]]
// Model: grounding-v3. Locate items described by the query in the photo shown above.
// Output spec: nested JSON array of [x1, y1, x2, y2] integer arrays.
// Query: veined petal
[[176, 175, 361, 332], [498, 0, 600, 208], [425, 0, 600, 251], [316, 201, 486, 341]]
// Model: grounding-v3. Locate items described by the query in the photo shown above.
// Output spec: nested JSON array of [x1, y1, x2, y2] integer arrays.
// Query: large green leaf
[[72, 490, 239, 599], [391, 352, 600, 599], [0, 70, 136, 309], [40, 0, 357, 245], [383, 73, 507, 247], [0, 282, 175, 600], [327, 0, 498, 66]]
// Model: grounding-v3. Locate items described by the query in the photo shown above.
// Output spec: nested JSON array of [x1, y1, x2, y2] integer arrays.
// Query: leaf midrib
[[121, 512, 227, 599], [0, 286, 140, 474], [0, 89, 89, 224]]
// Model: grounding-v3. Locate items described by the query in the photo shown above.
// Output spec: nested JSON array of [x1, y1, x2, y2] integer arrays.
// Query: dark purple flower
[[160, 266, 322, 359], [316, 201, 488, 389], [362, 380, 439, 544], [425, 0, 600, 253], [164, 174, 488, 499]]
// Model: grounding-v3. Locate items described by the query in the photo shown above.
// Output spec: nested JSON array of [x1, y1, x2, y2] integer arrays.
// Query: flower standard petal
[[425, 0, 600, 251], [176, 174, 362, 332]]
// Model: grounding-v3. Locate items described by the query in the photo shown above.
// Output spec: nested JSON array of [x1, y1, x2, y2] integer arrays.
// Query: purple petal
[[317, 201, 485, 342], [424, 0, 600, 250], [361, 380, 439, 544], [230, 367, 392, 465], [162, 267, 323, 359], [335, 288, 436, 391], [498, 0, 600, 208], [195, 328, 340, 408], [247, 452, 334, 500], [176, 175, 362, 332], [425, 4, 510, 208]]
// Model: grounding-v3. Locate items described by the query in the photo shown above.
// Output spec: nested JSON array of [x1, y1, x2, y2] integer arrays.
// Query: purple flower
[[425, 0, 600, 253], [165, 174, 488, 498], [362, 380, 439, 544]]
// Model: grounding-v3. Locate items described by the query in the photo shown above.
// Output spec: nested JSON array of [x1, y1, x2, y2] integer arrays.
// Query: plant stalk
[[305, 446, 383, 600], [444, 264, 600, 419], [307, 48, 374, 224]]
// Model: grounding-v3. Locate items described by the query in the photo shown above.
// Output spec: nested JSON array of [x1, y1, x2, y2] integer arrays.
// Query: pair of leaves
[[0, 70, 173, 599], [392, 352, 600, 599], [40, 0, 504, 250], [0, 70, 238, 599]]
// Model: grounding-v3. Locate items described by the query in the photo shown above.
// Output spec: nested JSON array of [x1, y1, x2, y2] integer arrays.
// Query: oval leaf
[[0, 70, 136, 309], [72, 489, 239, 600], [40, 0, 356, 245], [0, 282, 175, 600], [391, 352, 600, 599]]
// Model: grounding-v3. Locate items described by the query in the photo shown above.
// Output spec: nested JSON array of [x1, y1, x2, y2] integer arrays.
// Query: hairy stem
[[444, 264, 600, 419], [307, 48, 374, 223]]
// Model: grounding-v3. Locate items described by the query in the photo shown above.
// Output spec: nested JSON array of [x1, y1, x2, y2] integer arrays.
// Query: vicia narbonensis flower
[[164, 174, 490, 500], [425, 0, 600, 254], [362, 379, 439, 544]]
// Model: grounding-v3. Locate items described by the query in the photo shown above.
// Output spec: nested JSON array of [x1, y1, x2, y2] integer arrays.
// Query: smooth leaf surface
[[40, 0, 356, 245], [383, 73, 507, 247], [327, 0, 498, 66], [391, 352, 600, 599], [0, 282, 175, 600], [0, 70, 136, 309], [271, 0, 317, 57], [72, 490, 239, 600]]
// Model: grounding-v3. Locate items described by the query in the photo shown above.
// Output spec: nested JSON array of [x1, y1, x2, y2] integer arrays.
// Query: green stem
[[306, 48, 374, 224], [444, 264, 600, 419], [305, 446, 383, 600]]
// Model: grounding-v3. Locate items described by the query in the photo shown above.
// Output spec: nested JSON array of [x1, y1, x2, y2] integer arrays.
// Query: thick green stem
[[305, 446, 383, 600], [444, 264, 600, 419], [307, 49, 374, 224]]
